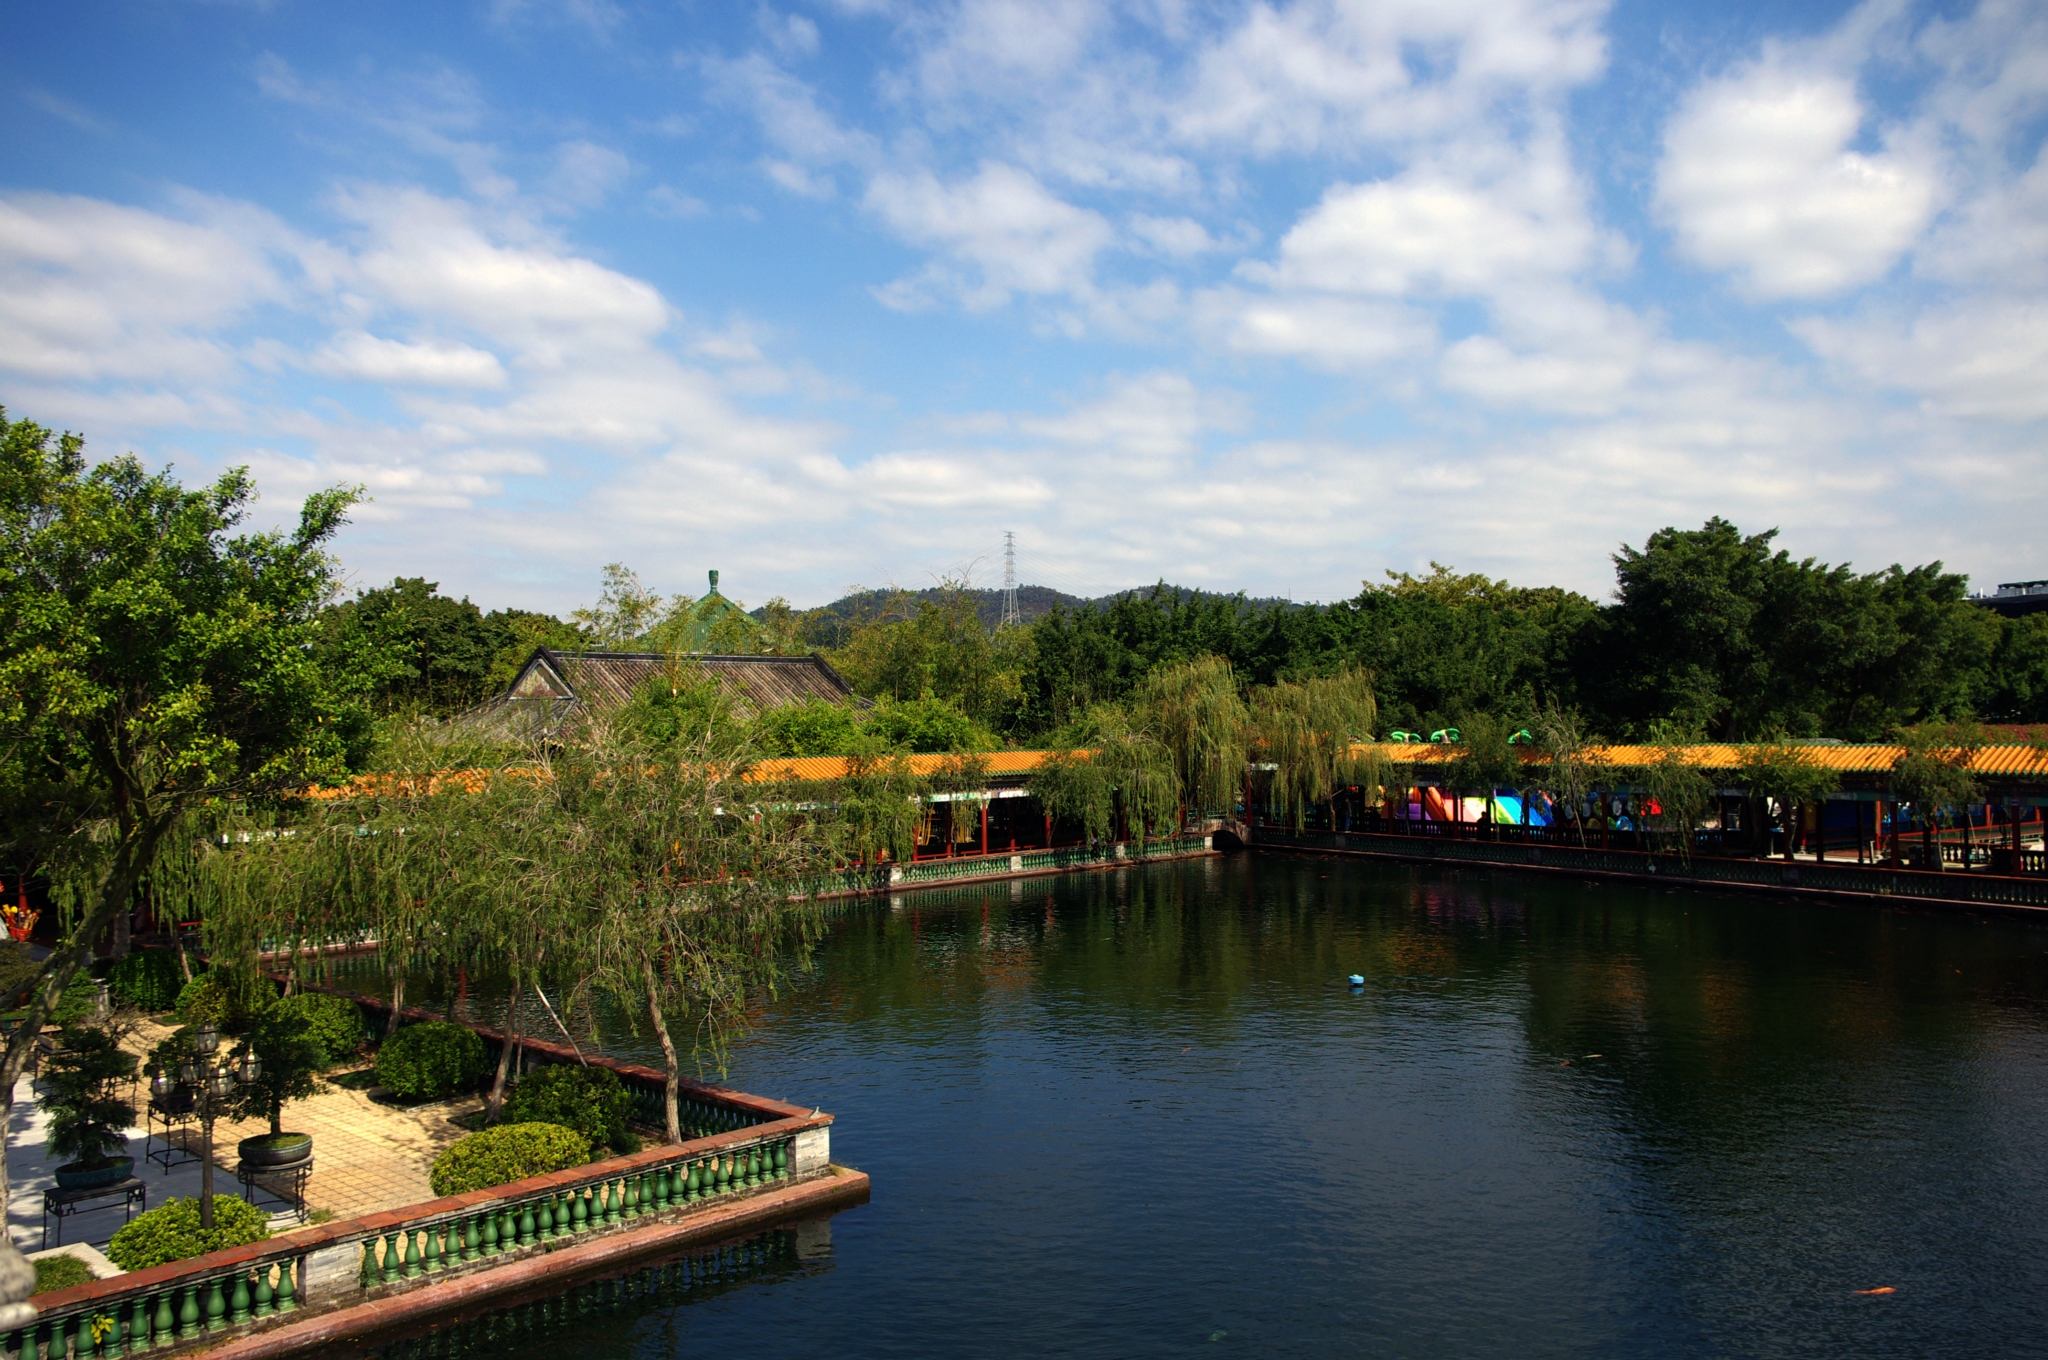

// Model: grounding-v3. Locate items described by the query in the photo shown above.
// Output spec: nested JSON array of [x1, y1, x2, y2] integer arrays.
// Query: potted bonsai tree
[[41, 1023, 139, 1188], [225, 1007, 324, 1167]]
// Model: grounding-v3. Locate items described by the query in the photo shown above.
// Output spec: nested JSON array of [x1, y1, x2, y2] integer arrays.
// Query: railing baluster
[[230, 1268, 252, 1323]]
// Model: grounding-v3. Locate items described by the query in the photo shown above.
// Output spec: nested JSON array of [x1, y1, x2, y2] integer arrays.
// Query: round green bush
[[429, 1123, 591, 1197], [503, 1064, 642, 1156], [275, 992, 368, 1067], [106, 950, 186, 1012], [107, 1195, 269, 1270], [33, 1254, 93, 1295], [375, 1021, 488, 1101], [174, 971, 277, 1031]]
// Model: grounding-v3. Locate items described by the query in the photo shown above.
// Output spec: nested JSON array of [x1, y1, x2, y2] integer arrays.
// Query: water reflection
[[327, 857, 2048, 1356], [357, 1222, 833, 1360]]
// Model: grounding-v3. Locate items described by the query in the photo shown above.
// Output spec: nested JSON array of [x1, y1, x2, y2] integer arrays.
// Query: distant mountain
[[759, 581, 1307, 638]]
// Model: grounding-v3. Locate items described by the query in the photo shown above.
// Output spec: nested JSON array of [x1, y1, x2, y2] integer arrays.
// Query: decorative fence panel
[[9, 1110, 832, 1359]]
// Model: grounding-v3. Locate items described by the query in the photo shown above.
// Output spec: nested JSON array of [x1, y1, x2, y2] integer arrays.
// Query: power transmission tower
[[1002, 531, 1020, 627]]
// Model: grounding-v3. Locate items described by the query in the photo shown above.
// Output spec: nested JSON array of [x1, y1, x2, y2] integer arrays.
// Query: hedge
[[107, 950, 186, 1012], [375, 1021, 489, 1100], [429, 1123, 591, 1197], [275, 992, 368, 1067], [107, 1195, 269, 1270], [504, 1064, 641, 1156]]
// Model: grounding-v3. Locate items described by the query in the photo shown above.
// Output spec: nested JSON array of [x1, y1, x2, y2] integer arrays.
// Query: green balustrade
[[204, 1275, 226, 1331], [463, 1214, 480, 1261], [685, 1161, 702, 1202], [401, 1228, 421, 1278], [230, 1269, 252, 1323], [153, 1289, 174, 1347], [253, 1263, 274, 1317], [570, 1188, 588, 1232], [517, 1202, 535, 1246], [129, 1294, 149, 1353], [422, 1223, 442, 1272], [276, 1259, 297, 1312], [177, 1284, 200, 1338], [654, 1166, 671, 1208], [381, 1231, 401, 1284]]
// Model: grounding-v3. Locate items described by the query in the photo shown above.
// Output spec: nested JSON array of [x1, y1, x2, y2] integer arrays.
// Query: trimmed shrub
[[375, 1022, 488, 1100], [33, 1255, 93, 1294], [174, 971, 278, 1031], [107, 950, 186, 1012], [429, 1123, 591, 1196], [275, 992, 368, 1067], [48, 975, 100, 1026], [107, 1195, 269, 1270], [503, 1065, 642, 1156]]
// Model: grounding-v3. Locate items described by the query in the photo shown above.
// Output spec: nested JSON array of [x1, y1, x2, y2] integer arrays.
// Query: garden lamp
[[195, 1021, 220, 1056]]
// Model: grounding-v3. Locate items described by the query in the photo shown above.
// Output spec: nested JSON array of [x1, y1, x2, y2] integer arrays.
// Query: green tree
[[221, 1008, 326, 1138], [828, 580, 1030, 731], [0, 409, 362, 1248], [1889, 720, 1987, 871], [319, 577, 503, 715], [1596, 518, 1994, 740], [571, 564, 664, 648]]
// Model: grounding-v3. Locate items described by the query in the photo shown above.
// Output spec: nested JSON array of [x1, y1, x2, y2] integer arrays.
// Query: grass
[[327, 1067, 377, 1091], [33, 1255, 93, 1294]]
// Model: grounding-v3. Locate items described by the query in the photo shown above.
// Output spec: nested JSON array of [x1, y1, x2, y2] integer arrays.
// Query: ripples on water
[[366, 856, 2048, 1358]]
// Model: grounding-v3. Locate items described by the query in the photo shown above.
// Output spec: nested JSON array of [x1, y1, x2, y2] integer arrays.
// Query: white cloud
[[1209, 291, 1434, 367], [307, 332, 509, 389], [1656, 59, 1940, 299], [0, 192, 285, 383], [1245, 161, 1599, 298], [1171, 0, 1609, 155], [543, 141, 631, 210], [1128, 214, 1223, 258], [864, 163, 1113, 309], [763, 159, 836, 198], [1794, 302, 2048, 421]]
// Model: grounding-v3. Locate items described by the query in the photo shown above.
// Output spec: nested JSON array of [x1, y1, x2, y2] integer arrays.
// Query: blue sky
[[3, 0, 2043, 614]]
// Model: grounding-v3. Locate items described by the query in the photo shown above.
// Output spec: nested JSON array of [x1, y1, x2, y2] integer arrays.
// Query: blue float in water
[[1348, 974, 1365, 987]]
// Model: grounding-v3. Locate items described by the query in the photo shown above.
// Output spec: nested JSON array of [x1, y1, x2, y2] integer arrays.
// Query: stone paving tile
[[123, 1018, 483, 1223]]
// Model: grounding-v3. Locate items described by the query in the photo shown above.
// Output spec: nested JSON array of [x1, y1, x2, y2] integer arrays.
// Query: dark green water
[[366, 854, 2048, 1358]]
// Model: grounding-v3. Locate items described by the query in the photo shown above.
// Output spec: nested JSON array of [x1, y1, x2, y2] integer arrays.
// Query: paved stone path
[[6, 1017, 486, 1252], [127, 1017, 484, 1222]]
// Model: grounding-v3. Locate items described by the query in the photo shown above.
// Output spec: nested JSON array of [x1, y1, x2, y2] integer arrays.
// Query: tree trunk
[[385, 972, 406, 1036], [484, 979, 523, 1123], [646, 961, 682, 1143], [0, 811, 172, 1241]]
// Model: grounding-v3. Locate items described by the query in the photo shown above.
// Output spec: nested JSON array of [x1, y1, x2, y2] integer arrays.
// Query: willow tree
[[1734, 739, 1840, 861], [568, 723, 834, 1140], [1029, 704, 1182, 842], [1637, 725, 1713, 862], [1247, 667, 1384, 829], [1535, 702, 1602, 847], [1130, 656, 1251, 815]]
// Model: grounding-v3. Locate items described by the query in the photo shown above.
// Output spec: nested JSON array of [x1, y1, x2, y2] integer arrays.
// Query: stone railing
[[1255, 828, 2048, 911], [9, 1103, 831, 1358]]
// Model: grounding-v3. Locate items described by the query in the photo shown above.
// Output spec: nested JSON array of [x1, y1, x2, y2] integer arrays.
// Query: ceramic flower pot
[[53, 1157, 133, 1189], [237, 1133, 312, 1167]]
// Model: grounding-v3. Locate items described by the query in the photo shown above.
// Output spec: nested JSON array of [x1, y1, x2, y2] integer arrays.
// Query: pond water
[[359, 854, 2048, 1358]]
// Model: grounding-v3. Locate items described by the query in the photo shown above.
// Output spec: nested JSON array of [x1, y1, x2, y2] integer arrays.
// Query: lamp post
[[175, 1021, 260, 1231]]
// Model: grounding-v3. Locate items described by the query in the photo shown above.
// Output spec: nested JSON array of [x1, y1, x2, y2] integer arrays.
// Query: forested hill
[[320, 518, 2048, 745], [784, 582, 1303, 636]]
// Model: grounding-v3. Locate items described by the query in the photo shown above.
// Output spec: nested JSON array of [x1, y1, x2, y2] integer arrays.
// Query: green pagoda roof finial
[[708, 569, 719, 595]]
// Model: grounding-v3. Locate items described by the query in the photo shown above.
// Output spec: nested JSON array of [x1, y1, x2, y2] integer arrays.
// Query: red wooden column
[[980, 800, 989, 856]]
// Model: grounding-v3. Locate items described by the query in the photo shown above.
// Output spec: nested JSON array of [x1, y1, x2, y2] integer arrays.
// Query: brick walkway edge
[[195, 1166, 871, 1359]]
